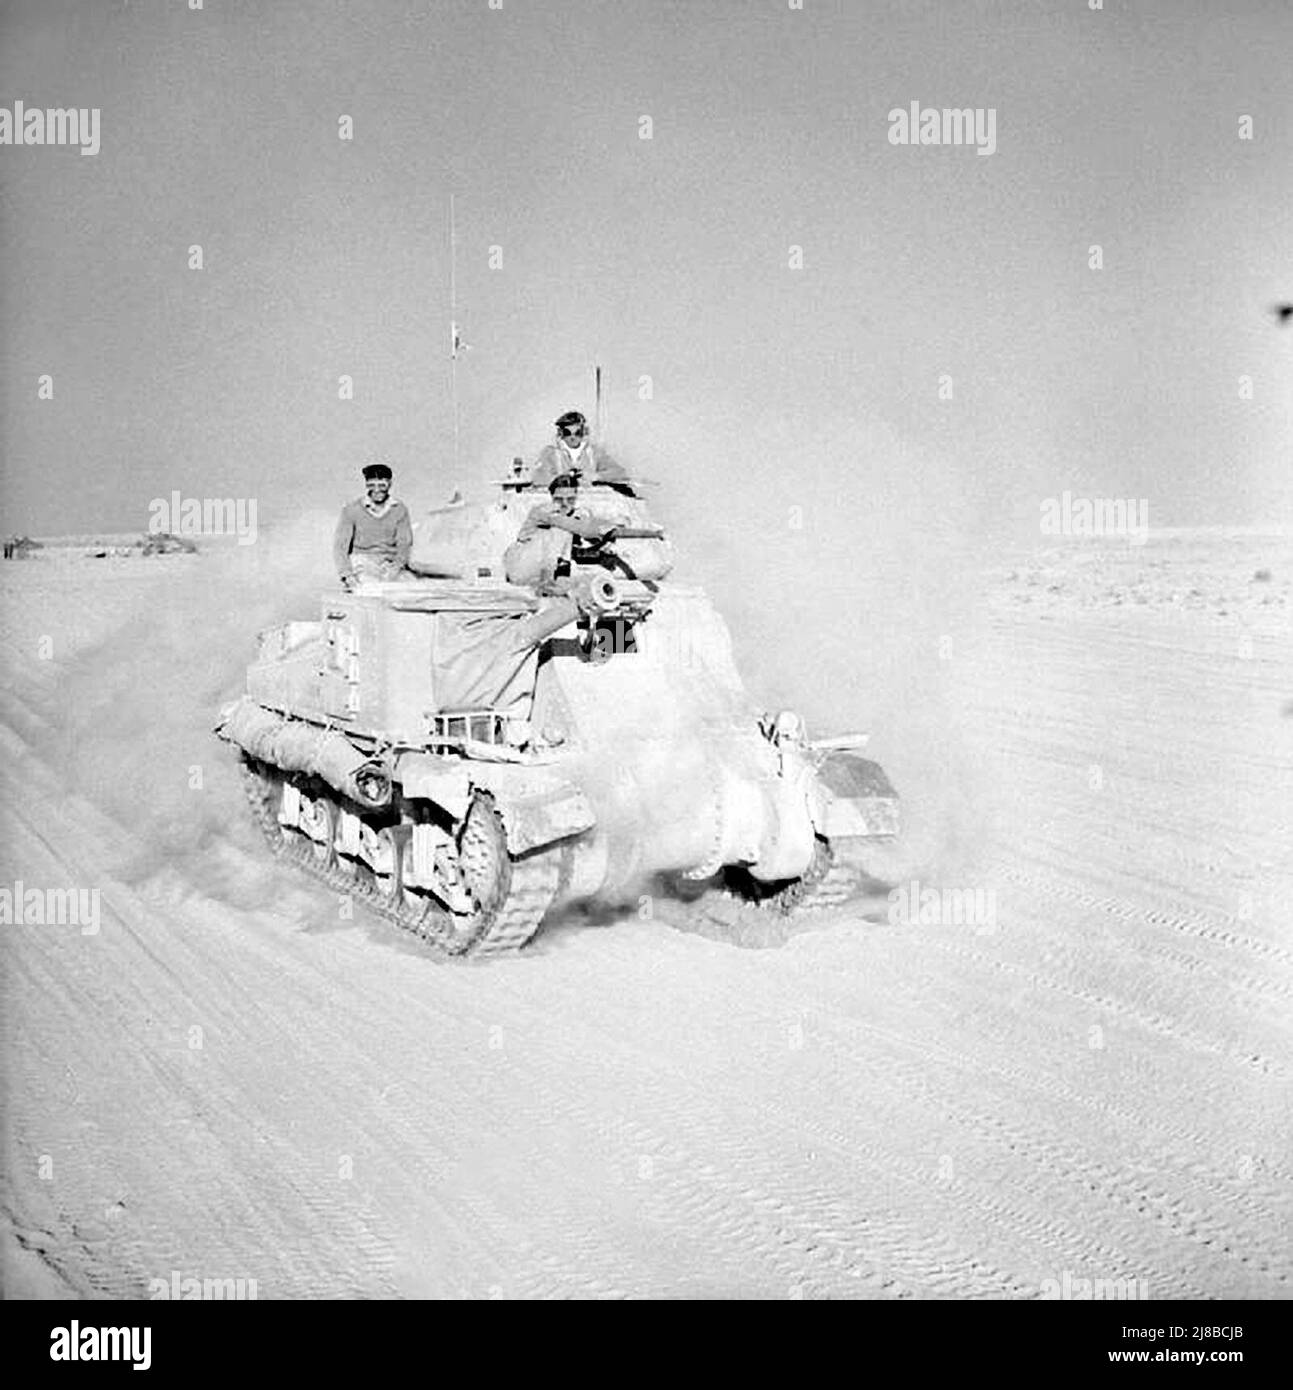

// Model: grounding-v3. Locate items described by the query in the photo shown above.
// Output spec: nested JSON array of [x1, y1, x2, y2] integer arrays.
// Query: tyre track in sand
[[462, 927, 1244, 1299], [911, 923, 1285, 1080], [645, 935, 1261, 1298], [725, 965, 1272, 1297], [803, 1007, 1286, 1297], [429, 975, 1026, 1299], [998, 858, 1293, 984], [0, 723, 405, 1298]]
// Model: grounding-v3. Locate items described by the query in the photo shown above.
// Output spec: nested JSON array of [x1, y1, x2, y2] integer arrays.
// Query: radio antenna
[[449, 194, 461, 479]]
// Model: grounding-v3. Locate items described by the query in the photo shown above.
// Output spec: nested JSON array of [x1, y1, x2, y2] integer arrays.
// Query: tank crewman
[[333, 463, 413, 589], [506, 472, 622, 592], [528, 410, 634, 491]]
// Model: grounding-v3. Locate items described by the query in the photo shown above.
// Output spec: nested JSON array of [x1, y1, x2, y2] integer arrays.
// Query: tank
[[216, 459, 899, 956]]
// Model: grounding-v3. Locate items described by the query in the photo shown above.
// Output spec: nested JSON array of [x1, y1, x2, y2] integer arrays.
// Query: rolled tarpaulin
[[216, 699, 391, 809]]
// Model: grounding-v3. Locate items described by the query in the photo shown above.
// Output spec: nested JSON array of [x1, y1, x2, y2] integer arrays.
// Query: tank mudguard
[[357, 752, 595, 854], [395, 752, 473, 821], [468, 764, 596, 855], [809, 753, 901, 840]]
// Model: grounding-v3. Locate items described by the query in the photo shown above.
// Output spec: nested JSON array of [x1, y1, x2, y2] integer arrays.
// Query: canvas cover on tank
[[427, 600, 579, 716]]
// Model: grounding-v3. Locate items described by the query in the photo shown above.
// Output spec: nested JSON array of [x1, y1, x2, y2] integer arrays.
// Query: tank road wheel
[[370, 824, 408, 905], [427, 793, 561, 957], [297, 789, 338, 870], [331, 808, 358, 882]]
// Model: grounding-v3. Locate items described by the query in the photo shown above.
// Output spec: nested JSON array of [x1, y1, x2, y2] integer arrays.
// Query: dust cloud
[[606, 403, 994, 884], [31, 513, 337, 906]]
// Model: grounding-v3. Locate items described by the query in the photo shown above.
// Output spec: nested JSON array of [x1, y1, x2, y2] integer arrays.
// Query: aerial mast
[[449, 194, 461, 480]]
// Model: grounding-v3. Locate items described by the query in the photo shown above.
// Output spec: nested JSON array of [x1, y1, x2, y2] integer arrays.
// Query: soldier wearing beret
[[333, 463, 413, 590]]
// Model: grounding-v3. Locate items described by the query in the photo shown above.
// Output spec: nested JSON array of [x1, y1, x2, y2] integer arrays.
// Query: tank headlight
[[774, 709, 805, 744]]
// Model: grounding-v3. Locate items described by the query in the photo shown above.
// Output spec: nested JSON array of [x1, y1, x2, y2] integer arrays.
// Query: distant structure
[[2, 531, 200, 559], [140, 531, 198, 556], [79, 532, 199, 558]]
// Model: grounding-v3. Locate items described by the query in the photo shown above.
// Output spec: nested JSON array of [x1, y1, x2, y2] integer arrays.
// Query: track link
[[773, 866, 859, 913], [767, 838, 861, 915], [239, 756, 558, 959]]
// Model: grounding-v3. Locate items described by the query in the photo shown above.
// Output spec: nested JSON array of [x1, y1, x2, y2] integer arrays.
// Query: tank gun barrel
[[534, 513, 612, 541], [532, 512, 666, 544], [603, 526, 665, 541]]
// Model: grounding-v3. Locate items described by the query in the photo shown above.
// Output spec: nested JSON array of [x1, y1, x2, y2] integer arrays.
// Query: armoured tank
[[216, 458, 899, 956]]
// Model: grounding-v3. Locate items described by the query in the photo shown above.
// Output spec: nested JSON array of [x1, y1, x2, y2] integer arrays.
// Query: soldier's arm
[[536, 511, 616, 540]]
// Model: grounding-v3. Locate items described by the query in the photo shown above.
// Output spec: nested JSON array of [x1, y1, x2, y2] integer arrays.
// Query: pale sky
[[2, 0, 1291, 539]]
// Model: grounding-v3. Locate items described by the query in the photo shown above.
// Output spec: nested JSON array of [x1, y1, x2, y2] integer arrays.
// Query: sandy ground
[[1, 532, 1289, 1300]]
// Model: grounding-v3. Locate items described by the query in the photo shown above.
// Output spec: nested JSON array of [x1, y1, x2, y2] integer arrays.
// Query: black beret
[[362, 463, 393, 480], [554, 410, 587, 431]]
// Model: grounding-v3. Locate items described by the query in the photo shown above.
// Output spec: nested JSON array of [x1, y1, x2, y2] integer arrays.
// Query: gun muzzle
[[573, 572, 622, 616]]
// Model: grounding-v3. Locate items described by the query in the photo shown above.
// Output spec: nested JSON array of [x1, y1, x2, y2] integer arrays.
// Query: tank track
[[239, 756, 559, 958], [658, 837, 867, 950], [765, 837, 860, 915], [717, 835, 860, 917]]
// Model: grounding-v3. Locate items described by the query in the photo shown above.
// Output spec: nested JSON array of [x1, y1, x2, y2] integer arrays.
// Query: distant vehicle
[[217, 461, 899, 957], [140, 531, 198, 556]]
